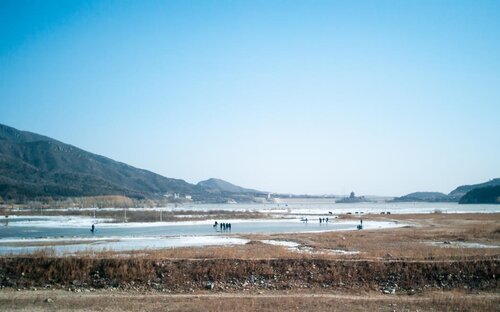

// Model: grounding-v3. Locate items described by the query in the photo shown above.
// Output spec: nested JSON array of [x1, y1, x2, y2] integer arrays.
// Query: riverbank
[[1, 257, 498, 293], [1, 213, 499, 311]]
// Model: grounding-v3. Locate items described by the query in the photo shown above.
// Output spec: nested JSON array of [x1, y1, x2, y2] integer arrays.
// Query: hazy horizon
[[1, 1, 499, 196]]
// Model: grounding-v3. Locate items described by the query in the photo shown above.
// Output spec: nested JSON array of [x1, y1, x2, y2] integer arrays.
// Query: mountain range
[[448, 178, 500, 201], [197, 178, 261, 194], [392, 179, 500, 204], [0, 123, 262, 202], [0, 123, 498, 204], [390, 192, 454, 203]]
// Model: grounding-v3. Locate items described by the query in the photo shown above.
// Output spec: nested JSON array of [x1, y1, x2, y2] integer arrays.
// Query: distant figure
[[305, 218, 308, 223], [222, 223, 226, 231], [4, 215, 8, 226], [228, 223, 231, 231], [220, 223, 223, 231], [360, 219, 363, 225], [90, 224, 95, 234], [213, 221, 218, 228], [319, 217, 322, 224], [326, 217, 329, 223]]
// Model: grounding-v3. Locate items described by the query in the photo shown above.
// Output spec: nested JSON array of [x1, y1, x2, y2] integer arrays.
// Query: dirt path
[[1, 290, 499, 311]]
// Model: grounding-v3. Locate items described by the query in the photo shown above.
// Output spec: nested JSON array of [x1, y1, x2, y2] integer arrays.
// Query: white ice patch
[[4, 215, 112, 228], [260, 240, 300, 248], [8, 202, 500, 216], [3, 216, 307, 229], [428, 241, 500, 249], [259, 239, 359, 255], [292, 246, 360, 255], [0, 235, 250, 256]]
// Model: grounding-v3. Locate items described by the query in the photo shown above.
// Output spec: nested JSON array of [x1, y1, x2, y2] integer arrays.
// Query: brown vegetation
[[1, 257, 498, 294], [0, 195, 168, 210], [0, 208, 268, 223], [1, 290, 499, 312], [252, 213, 500, 260]]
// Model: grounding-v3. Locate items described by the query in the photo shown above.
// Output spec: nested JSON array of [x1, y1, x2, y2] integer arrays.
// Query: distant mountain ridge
[[459, 185, 500, 204], [393, 179, 500, 203], [0, 123, 261, 202], [197, 178, 262, 194], [391, 192, 454, 203], [1, 123, 497, 205], [449, 178, 500, 201]]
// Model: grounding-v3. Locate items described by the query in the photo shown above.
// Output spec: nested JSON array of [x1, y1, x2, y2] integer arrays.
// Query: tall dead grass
[[1, 256, 498, 292]]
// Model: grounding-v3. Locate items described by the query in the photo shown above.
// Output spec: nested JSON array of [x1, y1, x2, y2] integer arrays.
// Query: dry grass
[[248, 213, 500, 260], [0, 290, 499, 311], [2, 255, 498, 293], [71, 241, 302, 260], [0, 208, 268, 223]]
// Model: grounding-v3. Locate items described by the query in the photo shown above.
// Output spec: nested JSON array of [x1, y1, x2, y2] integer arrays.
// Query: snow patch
[[260, 240, 300, 248], [428, 241, 500, 249], [0, 235, 250, 256]]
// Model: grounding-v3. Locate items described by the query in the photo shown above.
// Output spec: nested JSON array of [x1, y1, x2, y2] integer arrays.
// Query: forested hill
[[449, 178, 500, 201], [459, 185, 500, 204], [0, 123, 204, 201], [197, 178, 262, 194], [391, 192, 453, 202]]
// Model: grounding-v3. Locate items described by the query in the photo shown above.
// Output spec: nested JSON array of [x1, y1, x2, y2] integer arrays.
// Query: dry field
[[249, 213, 500, 260], [0, 289, 499, 312]]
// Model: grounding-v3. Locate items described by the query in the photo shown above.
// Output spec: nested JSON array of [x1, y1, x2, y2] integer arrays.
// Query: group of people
[[301, 217, 332, 224], [213, 221, 231, 231]]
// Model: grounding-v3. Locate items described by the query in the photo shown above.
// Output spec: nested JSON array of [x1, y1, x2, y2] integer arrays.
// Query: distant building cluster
[[163, 193, 192, 201]]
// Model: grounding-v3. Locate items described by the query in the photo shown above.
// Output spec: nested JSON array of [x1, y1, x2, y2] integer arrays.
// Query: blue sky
[[1, 0, 499, 195]]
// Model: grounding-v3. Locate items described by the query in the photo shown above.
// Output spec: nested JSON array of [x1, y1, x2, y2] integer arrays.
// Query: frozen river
[[0, 216, 401, 255], [1, 216, 400, 239], [168, 201, 500, 215], [27, 201, 499, 215], [1, 201, 498, 255]]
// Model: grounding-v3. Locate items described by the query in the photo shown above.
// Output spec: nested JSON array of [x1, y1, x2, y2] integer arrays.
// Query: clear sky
[[1, 0, 499, 196]]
